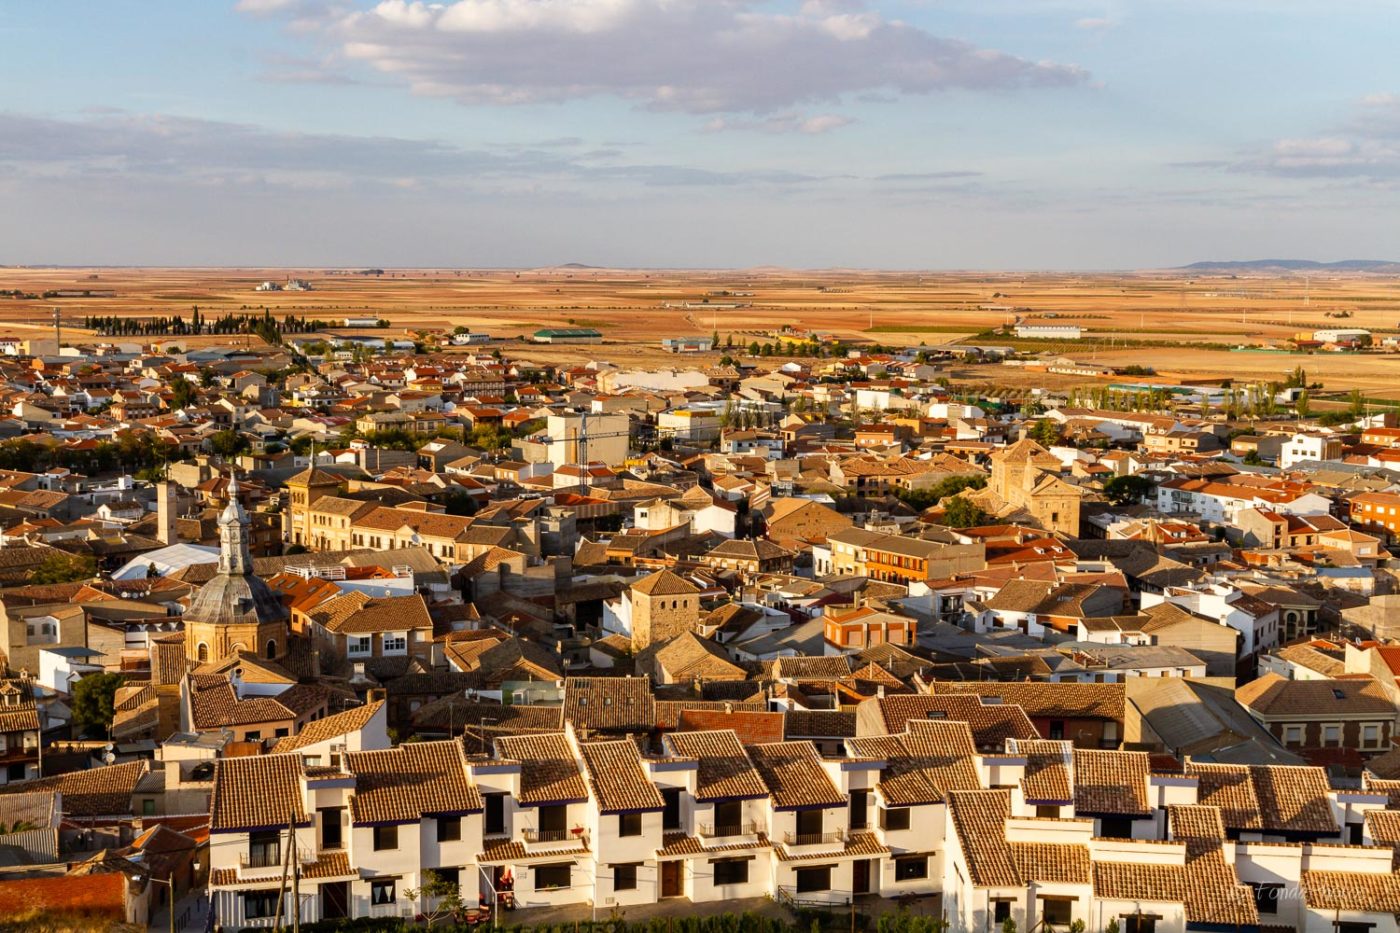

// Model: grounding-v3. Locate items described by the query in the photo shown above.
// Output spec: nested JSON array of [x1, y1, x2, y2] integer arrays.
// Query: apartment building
[[205, 721, 1400, 933]]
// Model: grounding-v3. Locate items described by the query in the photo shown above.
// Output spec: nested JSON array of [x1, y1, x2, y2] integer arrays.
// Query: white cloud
[[1232, 94, 1400, 179], [247, 0, 1086, 114], [705, 112, 856, 134]]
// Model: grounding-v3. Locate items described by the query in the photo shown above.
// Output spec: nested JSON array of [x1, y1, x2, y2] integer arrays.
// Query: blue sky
[[3, 0, 1399, 268]]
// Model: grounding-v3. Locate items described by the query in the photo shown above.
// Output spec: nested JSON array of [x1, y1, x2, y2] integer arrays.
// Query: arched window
[[197, 643, 208, 663], [266, 639, 277, 659]]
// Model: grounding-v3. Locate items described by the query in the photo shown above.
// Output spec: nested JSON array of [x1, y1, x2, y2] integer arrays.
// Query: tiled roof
[[345, 740, 482, 824], [657, 832, 771, 858], [1073, 749, 1151, 815], [1302, 870, 1400, 912], [271, 700, 384, 753], [931, 681, 1125, 721], [747, 741, 847, 810], [675, 709, 784, 746], [1188, 763, 1338, 835], [579, 740, 665, 814], [210, 755, 307, 831], [1168, 804, 1261, 928], [1093, 861, 1186, 902], [309, 591, 432, 634], [784, 709, 857, 740], [1236, 673, 1395, 718], [494, 732, 589, 805], [863, 694, 1038, 749], [665, 730, 770, 801], [847, 721, 981, 806], [632, 569, 700, 597], [1008, 841, 1090, 884], [190, 680, 294, 729], [948, 789, 1018, 887], [1011, 739, 1074, 804], [563, 676, 655, 733]]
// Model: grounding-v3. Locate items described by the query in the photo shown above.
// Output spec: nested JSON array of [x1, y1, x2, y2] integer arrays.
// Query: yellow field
[[4, 266, 1400, 394]]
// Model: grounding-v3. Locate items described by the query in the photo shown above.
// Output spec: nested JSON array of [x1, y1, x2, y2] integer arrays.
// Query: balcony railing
[[239, 851, 283, 874], [699, 821, 762, 839], [522, 827, 587, 845], [783, 829, 844, 847]]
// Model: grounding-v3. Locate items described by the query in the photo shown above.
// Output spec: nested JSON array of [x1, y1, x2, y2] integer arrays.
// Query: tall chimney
[[157, 482, 177, 546]]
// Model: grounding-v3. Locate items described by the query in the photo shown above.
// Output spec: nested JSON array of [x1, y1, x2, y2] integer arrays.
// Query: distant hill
[[1180, 259, 1400, 273]]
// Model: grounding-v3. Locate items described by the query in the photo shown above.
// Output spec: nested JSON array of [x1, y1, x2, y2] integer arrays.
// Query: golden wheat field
[[5, 266, 1400, 396]]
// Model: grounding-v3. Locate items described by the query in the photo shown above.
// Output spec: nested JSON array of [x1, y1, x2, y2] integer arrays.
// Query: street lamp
[[136, 862, 199, 933]]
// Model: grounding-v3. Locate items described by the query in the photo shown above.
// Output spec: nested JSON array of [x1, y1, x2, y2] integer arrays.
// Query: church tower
[[183, 473, 290, 665]]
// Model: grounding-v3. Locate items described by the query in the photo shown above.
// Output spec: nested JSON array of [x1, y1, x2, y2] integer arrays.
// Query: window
[[320, 807, 343, 849], [370, 878, 397, 905], [1362, 724, 1383, 749], [438, 815, 462, 842], [1036, 805, 1060, 819], [1040, 898, 1073, 926], [1323, 724, 1342, 747], [661, 788, 682, 832], [993, 901, 1012, 923], [1123, 917, 1157, 933], [538, 804, 567, 841], [712, 857, 749, 886], [196, 643, 208, 663], [714, 799, 742, 835], [1099, 816, 1133, 839], [142, 799, 156, 816], [1283, 725, 1304, 747], [244, 891, 280, 920], [894, 856, 928, 881], [1251, 883, 1282, 915], [265, 639, 277, 659], [618, 812, 642, 837], [484, 793, 506, 835], [1048, 720, 1066, 740], [612, 863, 638, 891], [849, 790, 869, 831], [373, 825, 398, 851], [248, 830, 280, 869], [795, 866, 832, 894], [349, 636, 372, 655], [535, 863, 571, 891], [881, 807, 911, 831], [796, 809, 823, 840], [383, 633, 407, 653]]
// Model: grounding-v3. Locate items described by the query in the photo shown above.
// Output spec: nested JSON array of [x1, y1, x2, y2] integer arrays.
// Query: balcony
[[783, 829, 844, 848], [699, 821, 763, 840], [239, 850, 314, 879], [522, 827, 588, 850]]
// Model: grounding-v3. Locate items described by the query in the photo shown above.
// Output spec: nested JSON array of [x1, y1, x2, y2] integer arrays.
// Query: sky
[[3, 0, 1400, 269]]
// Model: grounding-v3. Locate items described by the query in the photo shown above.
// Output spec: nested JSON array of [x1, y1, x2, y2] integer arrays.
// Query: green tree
[[208, 429, 250, 459], [1028, 418, 1062, 447], [1102, 474, 1154, 506], [942, 497, 987, 529], [1296, 389, 1310, 419], [30, 552, 96, 585], [1349, 387, 1366, 419], [169, 375, 197, 409], [71, 672, 124, 736], [404, 869, 463, 927]]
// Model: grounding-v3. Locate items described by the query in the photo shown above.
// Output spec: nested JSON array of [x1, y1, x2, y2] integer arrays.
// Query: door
[[852, 859, 871, 896], [321, 881, 349, 920], [661, 860, 683, 898]]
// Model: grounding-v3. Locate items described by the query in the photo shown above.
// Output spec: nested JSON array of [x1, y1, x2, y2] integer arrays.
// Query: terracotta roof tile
[[494, 733, 589, 805], [345, 740, 482, 824], [579, 739, 665, 814]]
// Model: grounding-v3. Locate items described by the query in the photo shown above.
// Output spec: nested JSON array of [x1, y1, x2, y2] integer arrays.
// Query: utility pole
[[52, 307, 61, 349], [291, 811, 301, 933]]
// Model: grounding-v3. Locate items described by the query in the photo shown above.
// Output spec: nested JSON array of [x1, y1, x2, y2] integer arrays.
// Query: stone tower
[[629, 570, 701, 652], [183, 473, 289, 665]]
